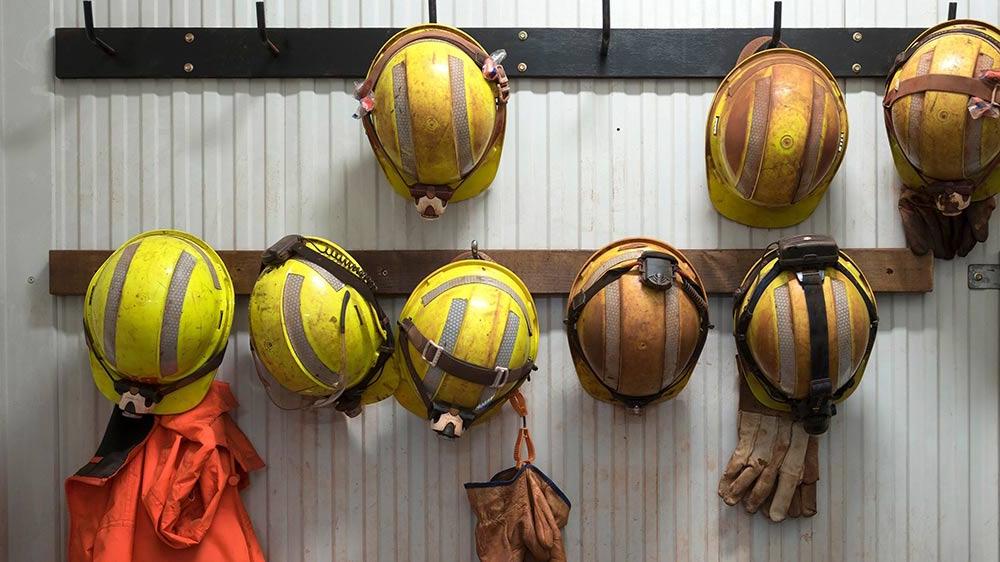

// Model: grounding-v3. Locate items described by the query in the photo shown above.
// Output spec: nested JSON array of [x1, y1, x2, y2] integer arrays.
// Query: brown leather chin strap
[[735, 36, 789, 65], [356, 28, 509, 215]]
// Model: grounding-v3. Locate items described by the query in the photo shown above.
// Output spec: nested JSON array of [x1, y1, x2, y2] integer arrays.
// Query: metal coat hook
[[766, 1, 783, 48], [256, 1, 280, 56], [600, 0, 611, 57], [82, 1, 116, 56], [428, 0, 438, 24], [947, 2, 957, 20]]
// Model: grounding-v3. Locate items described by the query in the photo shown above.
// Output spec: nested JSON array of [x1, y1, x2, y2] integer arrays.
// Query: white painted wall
[[2, 0, 999, 560]]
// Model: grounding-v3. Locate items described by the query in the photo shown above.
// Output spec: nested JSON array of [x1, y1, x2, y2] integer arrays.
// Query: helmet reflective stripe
[[299, 258, 345, 291], [661, 286, 680, 389], [736, 76, 771, 198], [158, 251, 197, 377], [774, 284, 796, 395], [421, 297, 468, 398], [603, 279, 621, 389], [476, 310, 520, 409], [795, 79, 827, 200], [421, 275, 533, 335], [391, 62, 418, 179], [831, 279, 853, 380], [965, 53, 995, 174], [188, 241, 221, 290], [906, 51, 935, 169], [103, 241, 140, 366], [283, 273, 345, 390], [449, 54, 475, 175]]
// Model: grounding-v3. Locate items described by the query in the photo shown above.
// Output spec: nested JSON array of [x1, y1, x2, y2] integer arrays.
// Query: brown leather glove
[[720, 376, 820, 522], [898, 189, 995, 259], [465, 392, 571, 561]]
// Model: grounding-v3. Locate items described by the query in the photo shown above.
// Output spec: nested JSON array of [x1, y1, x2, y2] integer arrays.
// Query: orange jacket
[[66, 381, 266, 562]]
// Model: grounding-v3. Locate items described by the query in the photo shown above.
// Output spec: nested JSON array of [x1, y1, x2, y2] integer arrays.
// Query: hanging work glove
[[719, 376, 820, 522], [465, 392, 571, 561], [898, 188, 996, 259]]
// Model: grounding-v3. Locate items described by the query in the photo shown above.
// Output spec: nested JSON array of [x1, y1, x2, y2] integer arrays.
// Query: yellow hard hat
[[392, 250, 538, 438], [707, 39, 848, 228], [733, 235, 877, 435], [883, 19, 1000, 214], [355, 24, 509, 219], [83, 229, 234, 415], [565, 238, 710, 411], [248, 236, 397, 416]]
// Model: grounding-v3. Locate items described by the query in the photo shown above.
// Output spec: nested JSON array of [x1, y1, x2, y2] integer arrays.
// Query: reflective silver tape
[[283, 273, 344, 389], [449, 55, 475, 176], [392, 62, 418, 178], [774, 284, 797, 396], [907, 51, 935, 169], [965, 54, 994, 175], [582, 250, 643, 294], [420, 275, 531, 331], [736, 77, 772, 199], [477, 310, 520, 409], [188, 242, 221, 290], [298, 258, 345, 291], [794, 79, 825, 202], [421, 298, 468, 399], [831, 279, 853, 381], [159, 252, 196, 377], [661, 286, 680, 390], [603, 280, 621, 390], [103, 242, 140, 365]]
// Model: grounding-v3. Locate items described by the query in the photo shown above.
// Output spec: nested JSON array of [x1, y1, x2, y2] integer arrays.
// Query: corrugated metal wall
[[2, 0, 999, 560]]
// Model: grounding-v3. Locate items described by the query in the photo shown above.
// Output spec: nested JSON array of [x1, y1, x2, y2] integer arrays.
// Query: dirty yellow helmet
[[883, 19, 1000, 214], [248, 235, 397, 416], [392, 249, 538, 438], [565, 238, 710, 412], [707, 38, 848, 228], [355, 24, 509, 219], [733, 235, 877, 435], [83, 230, 234, 415]]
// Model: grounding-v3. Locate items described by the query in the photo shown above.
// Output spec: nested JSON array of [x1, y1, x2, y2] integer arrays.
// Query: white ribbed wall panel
[[2, 0, 999, 560]]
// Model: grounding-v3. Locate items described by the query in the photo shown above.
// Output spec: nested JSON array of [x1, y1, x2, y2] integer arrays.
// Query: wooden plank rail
[[48, 248, 933, 296]]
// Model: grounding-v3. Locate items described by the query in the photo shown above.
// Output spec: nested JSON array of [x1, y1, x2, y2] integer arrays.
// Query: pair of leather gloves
[[465, 392, 571, 561], [719, 378, 820, 522], [898, 189, 995, 259]]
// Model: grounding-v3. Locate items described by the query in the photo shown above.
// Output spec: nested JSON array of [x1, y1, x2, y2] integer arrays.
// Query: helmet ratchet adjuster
[[638, 251, 678, 290], [112, 379, 162, 418], [794, 378, 835, 435], [410, 185, 453, 220], [430, 404, 475, 439]]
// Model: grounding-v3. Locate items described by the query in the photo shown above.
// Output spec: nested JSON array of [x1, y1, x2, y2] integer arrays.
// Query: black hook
[[600, 0, 610, 57], [428, 0, 437, 24], [766, 1, 782, 48], [256, 1, 280, 56], [82, 1, 116, 56], [947, 2, 957, 20]]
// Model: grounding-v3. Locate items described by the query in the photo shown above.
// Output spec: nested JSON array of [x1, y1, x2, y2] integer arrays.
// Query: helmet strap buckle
[[491, 366, 511, 388], [261, 234, 302, 267], [795, 378, 833, 435], [796, 270, 826, 285], [420, 340, 444, 367]]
